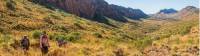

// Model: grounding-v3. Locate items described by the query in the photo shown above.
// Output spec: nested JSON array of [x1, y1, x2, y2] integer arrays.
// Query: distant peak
[[185, 6, 197, 9], [182, 6, 198, 11]]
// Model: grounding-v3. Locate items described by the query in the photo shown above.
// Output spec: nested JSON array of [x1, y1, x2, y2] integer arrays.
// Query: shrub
[[0, 27, 3, 33], [74, 22, 84, 29], [93, 32, 102, 38], [55, 9, 71, 17], [32, 30, 42, 39], [52, 25, 68, 33], [134, 36, 153, 50], [103, 38, 117, 47], [51, 34, 67, 41], [67, 32, 81, 42], [44, 18, 54, 24], [49, 32, 81, 42], [49, 14, 62, 20], [6, 0, 16, 11]]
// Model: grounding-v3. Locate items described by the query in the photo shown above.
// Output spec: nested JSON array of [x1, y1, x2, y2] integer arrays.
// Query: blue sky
[[105, 0, 199, 14]]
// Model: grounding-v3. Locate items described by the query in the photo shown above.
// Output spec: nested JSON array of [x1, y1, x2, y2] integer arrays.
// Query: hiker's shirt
[[40, 35, 49, 47], [21, 38, 29, 47]]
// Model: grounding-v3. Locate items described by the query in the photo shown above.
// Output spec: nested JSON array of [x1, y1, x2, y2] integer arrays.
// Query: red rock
[[29, 0, 148, 22]]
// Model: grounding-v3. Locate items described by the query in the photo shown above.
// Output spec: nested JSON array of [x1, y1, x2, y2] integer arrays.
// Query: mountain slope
[[28, 0, 148, 23]]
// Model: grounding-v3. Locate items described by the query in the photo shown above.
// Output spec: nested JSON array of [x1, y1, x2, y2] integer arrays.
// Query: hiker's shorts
[[41, 46, 48, 54], [22, 46, 29, 51]]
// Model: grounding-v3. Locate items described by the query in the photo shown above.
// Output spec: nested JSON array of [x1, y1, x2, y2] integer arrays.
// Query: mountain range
[[29, 0, 148, 23], [151, 6, 199, 19]]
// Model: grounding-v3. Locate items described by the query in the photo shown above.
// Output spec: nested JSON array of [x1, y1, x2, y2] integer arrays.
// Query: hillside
[[0, 0, 199, 56], [29, 0, 148, 23]]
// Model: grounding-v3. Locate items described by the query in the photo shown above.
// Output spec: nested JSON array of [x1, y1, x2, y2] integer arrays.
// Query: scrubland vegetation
[[0, 0, 199, 56]]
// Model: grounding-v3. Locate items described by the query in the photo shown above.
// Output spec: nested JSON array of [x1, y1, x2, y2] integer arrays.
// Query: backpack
[[21, 38, 29, 47]]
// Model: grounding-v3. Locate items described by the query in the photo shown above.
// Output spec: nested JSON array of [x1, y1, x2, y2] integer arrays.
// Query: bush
[[6, 0, 16, 11], [52, 25, 68, 33], [49, 14, 62, 20], [50, 34, 67, 41], [44, 18, 54, 24], [74, 22, 84, 29], [0, 27, 3, 33], [93, 32, 102, 38], [32, 30, 42, 39], [67, 32, 81, 42], [49, 32, 81, 42], [134, 36, 153, 50]]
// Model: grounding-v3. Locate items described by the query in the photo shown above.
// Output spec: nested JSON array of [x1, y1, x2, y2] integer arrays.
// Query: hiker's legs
[[41, 46, 49, 55], [23, 48, 29, 56]]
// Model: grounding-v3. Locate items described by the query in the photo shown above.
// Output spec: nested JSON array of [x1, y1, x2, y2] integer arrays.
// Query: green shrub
[[49, 14, 62, 20], [134, 36, 153, 50], [50, 34, 67, 41], [44, 18, 54, 24], [49, 32, 81, 42], [6, 0, 16, 11], [103, 39, 117, 48], [56, 35, 66, 41], [67, 32, 81, 42], [52, 25, 68, 33], [32, 30, 42, 39], [93, 32, 102, 38], [74, 22, 84, 29]]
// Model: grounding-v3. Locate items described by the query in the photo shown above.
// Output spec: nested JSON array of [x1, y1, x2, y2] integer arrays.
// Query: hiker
[[20, 35, 30, 55], [40, 31, 50, 54], [57, 39, 67, 47]]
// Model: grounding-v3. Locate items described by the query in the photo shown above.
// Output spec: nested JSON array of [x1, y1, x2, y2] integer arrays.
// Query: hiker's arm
[[28, 39, 30, 47], [47, 38, 50, 47], [40, 36, 42, 48], [20, 39, 23, 46]]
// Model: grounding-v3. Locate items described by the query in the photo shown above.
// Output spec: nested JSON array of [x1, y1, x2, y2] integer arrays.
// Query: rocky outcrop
[[29, 0, 148, 23]]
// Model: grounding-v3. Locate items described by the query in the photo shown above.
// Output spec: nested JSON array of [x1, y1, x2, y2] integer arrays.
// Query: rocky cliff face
[[29, 0, 148, 23]]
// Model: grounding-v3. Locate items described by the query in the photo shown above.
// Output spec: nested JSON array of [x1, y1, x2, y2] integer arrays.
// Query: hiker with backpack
[[20, 35, 30, 55], [57, 38, 67, 47], [40, 31, 50, 54]]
